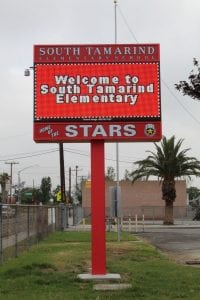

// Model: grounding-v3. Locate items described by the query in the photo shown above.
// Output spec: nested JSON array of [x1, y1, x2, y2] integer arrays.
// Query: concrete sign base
[[77, 273, 121, 281]]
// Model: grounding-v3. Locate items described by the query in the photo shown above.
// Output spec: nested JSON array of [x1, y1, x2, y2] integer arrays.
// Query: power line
[[0, 149, 58, 161], [118, 6, 138, 42], [0, 147, 58, 159], [0, 145, 139, 165], [162, 79, 200, 126], [118, 4, 200, 127], [64, 148, 133, 164]]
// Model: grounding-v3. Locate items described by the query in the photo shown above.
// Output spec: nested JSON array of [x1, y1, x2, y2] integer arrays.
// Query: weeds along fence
[[0, 204, 63, 264]]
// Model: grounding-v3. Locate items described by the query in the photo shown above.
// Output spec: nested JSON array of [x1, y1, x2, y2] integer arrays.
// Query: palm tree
[[0, 173, 9, 203], [130, 136, 200, 225]]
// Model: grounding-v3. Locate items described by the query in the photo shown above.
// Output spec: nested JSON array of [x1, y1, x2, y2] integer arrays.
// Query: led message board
[[34, 44, 161, 142]]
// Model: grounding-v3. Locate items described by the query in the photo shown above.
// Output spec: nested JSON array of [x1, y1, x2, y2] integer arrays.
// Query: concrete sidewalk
[[65, 219, 200, 232]]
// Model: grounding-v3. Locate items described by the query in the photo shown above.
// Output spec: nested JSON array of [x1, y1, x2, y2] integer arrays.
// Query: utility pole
[[59, 143, 66, 202], [75, 165, 78, 194], [114, 0, 121, 242], [5, 161, 19, 202]]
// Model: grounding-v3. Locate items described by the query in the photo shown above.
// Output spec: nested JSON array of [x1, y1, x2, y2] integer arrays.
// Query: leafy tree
[[175, 58, 200, 100], [0, 173, 9, 203], [105, 166, 115, 181], [130, 136, 200, 225], [20, 187, 34, 204], [193, 208, 200, 220], [32, 188, 43, 204], [19, 187, 42, 204], [187, 186, 200, 202], [187, 186, 200, 220], [40, 177, 52, 204]]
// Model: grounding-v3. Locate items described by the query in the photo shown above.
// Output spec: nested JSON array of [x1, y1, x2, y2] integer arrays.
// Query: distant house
[[82, 179, 187, 219]]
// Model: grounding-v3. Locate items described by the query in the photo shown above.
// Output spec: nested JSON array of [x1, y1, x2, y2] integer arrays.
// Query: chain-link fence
[[78, 205, 200, 233], [0, 203, 85, 264], [1, 204, 199, 263], [82, 205, 200, 224], [0, 204, 63, 264]]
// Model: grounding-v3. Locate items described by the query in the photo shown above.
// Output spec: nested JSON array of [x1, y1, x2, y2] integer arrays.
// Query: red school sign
[[33, 44, 161, 142], [33, 44, 161, 276]]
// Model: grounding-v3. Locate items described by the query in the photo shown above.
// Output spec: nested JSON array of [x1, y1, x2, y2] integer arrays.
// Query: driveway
[[137, 227, 200, 265]]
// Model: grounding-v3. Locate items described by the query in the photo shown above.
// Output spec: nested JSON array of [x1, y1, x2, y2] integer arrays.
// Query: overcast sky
[[0, 0, 200, 191]]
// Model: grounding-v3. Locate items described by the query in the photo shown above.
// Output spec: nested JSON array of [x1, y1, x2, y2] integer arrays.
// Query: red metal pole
[[91, 140, 106, 275]]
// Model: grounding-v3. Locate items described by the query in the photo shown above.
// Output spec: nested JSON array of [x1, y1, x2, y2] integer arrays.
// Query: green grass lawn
[[0, 231, 200, 300]]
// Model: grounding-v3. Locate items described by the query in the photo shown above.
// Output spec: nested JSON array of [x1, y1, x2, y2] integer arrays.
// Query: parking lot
[[137, 226, 200, 264]]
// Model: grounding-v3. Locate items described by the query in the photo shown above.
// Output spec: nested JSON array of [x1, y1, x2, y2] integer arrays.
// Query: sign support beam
[[91, 140, 106, 275], [59, 143, 66, 202]]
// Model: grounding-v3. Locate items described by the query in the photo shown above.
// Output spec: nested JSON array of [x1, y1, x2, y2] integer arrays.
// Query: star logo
[[145, 124, 156, 136]]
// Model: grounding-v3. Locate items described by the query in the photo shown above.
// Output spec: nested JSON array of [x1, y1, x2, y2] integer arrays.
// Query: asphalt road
[[137, 227, 200, 264]]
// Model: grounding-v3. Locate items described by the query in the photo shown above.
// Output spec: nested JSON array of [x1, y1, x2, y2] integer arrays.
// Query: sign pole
[[59, 143, 66, 202], [91, 140, 106, 275]]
